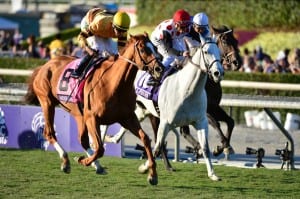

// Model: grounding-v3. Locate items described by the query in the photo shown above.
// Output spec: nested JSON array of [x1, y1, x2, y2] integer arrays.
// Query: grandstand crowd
[[0, 30, 299, 74]]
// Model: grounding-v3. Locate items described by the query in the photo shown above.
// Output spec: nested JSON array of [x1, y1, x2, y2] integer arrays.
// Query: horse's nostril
[[233, 60, 238, 66], [155, 66, 163, 72], [214, 71, 220, 77]]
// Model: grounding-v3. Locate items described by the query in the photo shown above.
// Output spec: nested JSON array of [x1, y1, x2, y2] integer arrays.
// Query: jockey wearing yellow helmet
[[71, 8, 131, 78]]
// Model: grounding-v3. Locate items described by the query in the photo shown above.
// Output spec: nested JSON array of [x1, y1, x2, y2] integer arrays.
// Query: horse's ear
[[199, 34, 205, 45], [144, 31, 149, 38], [211, 25, 217, 33]]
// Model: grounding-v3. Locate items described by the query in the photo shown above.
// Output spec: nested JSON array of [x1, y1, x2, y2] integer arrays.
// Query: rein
[[119, 41, 158, 71], [188, 41, 221, 74]]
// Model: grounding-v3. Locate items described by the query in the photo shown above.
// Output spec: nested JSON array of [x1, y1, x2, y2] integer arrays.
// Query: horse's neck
[[177, 62, 207, 96]]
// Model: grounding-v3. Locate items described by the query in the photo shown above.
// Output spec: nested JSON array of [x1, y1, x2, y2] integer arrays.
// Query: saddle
[[135, 67, 177, 103], [56, 57, 105, 103]]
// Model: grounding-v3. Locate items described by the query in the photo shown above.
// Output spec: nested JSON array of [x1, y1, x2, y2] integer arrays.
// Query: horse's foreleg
[[105, 104, 149, 144], [120, 115, 158, 185], [194, 119, 220, 181], [39, 99, 70, 173], [78, 115, 104, 167]]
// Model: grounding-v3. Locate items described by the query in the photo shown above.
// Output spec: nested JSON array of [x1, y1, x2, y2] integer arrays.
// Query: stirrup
[[70, 70, 81, 78], [147, 79, 159, 86]]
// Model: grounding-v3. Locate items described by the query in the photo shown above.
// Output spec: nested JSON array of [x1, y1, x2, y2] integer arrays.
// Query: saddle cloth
[[56, 57, 103, 103], [135, 67, 177, 103]]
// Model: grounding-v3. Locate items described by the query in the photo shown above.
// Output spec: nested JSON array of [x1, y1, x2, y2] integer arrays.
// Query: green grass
[[0, 148, 299, 199]]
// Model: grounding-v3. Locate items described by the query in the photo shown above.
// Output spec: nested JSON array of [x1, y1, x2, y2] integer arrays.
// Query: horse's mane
[[119, 33, 149, 55], [212, 25, 239, 47]]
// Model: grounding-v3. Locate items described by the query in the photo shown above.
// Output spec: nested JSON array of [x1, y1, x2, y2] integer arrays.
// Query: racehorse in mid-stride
[[24, 33, 163, 185], [106, 26, 242, 171], [136, 35, 224, 181]]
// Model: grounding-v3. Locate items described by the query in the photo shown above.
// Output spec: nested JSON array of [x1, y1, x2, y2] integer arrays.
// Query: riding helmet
[[193, 12, 209, 26], [173, 9, 191, 27], [113, 11, 131, 31]]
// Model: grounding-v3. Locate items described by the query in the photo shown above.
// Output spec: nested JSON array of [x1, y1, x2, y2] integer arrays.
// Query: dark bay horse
[[24, 33, 163, 185], [179, 25, 243, 160], [106, 26, 242, 171]]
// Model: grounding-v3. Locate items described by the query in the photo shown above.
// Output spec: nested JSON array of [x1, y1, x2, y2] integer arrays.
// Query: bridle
[[188, 40, 221, 75], [119, 40, 162, 73], [214, 29, 239, 67]]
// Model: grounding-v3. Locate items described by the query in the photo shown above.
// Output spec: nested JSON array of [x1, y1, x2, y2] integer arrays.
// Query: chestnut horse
[[24, 33, 163, 185]]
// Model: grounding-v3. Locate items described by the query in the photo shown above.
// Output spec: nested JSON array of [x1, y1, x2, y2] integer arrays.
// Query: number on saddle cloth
[[135, 67, 177, 103], [56, 57, 106, 103]]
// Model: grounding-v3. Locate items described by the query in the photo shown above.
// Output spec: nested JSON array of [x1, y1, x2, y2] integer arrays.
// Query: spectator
[[71, 44, 85, 58], [288, 48, 300, 73], [13, 29, 23, 46], [1, 32, 12, 51], [25, 35, 40, 58], [240, 48, 254, 72], [37, 41, 47, 59], [262, 55, 275, 73], [49, 33, 65, 59], [274, 50, 291, 73]]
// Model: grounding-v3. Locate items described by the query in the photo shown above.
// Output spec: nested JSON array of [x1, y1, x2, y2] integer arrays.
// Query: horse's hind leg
[[149, 115, 174, 172], [207, 106, 235, 158], [38, 97, 70, 173], [180, 125, 202, 158], [120, 114, 158, 185]]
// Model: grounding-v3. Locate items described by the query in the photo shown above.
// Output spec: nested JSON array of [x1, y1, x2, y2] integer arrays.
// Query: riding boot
[[147, 67, 164, 86], [71, 53, 93, 78]]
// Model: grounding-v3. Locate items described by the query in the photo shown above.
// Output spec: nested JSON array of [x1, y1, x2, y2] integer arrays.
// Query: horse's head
[[188, 35, 224, 83], [122, 33, 164, 80], [212, 25, 242, 71]]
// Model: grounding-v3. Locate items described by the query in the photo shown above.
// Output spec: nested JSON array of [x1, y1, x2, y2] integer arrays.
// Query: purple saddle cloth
[[135, 67, 177, 103]]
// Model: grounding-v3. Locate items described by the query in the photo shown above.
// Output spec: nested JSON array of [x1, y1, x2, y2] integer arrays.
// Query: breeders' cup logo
[[31, 112, 57, 150], [0, 107, 8, 145]]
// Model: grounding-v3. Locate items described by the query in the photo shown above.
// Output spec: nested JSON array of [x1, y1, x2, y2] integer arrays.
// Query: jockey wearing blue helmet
[[191, 12, 210, 39]]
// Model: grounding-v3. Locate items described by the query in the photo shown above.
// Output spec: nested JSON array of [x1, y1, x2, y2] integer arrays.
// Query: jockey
[[71, 8, 131, 78], [188, 12, 211, 43], [148, 9, 191, 86]]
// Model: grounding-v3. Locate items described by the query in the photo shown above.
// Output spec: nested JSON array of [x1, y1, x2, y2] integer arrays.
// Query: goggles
[[113, 25, 127, 33]]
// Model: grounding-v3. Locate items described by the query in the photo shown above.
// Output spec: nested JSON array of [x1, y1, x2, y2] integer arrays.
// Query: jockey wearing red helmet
[[173, 9, 191, 33], [149, 9, 191, 85]]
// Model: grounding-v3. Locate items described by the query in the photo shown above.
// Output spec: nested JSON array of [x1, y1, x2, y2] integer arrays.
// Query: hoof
[[61, 163, 71, 174], [96, 167, 107, 175], [73, 156, 85, 164], [208, 174, 221, 181], [166, 167, 176, 172], [147, 175, 158, 185], [138, 162, 149, 174], [213, 145, 223, 157]]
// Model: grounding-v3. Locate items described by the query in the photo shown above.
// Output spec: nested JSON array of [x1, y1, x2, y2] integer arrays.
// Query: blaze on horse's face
[[133, 33, 164, 80], [201, 37, 224, 83], [212, 25, 242, 71]]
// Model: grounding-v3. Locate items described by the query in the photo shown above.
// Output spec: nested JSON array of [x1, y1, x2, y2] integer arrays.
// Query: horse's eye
[[140, 49, 145, 54], [222, 40, 227, 46]]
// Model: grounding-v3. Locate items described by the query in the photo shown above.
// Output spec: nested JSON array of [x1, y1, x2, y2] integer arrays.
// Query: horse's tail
[[23, 66, 41, 105]]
